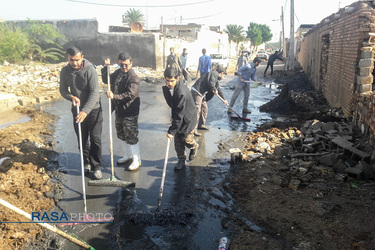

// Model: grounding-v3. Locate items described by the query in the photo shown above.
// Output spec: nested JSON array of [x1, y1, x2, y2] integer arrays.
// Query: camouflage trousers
[[174, 130, 198, 160], [115, 115, 139, 145]]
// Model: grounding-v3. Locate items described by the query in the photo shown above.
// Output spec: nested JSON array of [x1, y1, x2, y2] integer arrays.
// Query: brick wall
[[297, 1, 375, 144]]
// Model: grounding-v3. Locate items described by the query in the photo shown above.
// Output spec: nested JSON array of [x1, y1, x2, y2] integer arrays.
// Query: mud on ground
[[226, 69, 375, 249], [0, 106, 62, 249]]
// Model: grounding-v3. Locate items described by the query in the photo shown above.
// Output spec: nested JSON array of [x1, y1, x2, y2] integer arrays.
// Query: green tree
[[246, 22, 262, 50], [224, 24, 247, 55], [122, 8, 145, 26], [0, 23, 30, 63], [23, 19, 65, 62], [258, 24, 273, 44]]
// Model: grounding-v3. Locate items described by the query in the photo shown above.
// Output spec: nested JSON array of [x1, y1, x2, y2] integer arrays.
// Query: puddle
[[0, 114, 31, 129]]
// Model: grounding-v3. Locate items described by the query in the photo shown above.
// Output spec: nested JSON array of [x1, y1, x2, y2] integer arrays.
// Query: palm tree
[[122, 8, 145, 26], [224, 24, 247, 55]]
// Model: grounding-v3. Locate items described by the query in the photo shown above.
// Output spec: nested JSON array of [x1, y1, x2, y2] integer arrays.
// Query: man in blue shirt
[[196, 48, 212, 78], [228, 57, 262, 113]]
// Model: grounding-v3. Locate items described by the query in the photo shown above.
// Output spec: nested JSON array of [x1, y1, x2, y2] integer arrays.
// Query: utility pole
[[281, 6, 285, 58], [289, 0, 295, 70]]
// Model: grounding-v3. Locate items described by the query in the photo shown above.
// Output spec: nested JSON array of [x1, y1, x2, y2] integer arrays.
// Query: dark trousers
[[264, 63, 274, 75], [72, 106, 103, 170], [174, 130, 198, 160]]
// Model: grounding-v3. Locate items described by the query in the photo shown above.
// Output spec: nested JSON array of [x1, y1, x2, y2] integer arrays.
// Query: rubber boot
[[128, 142, 141, 171], [117, 141, 132, 164]]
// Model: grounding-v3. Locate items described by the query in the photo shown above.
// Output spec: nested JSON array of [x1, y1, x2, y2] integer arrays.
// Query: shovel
[[88, 64, 135, 188], [157, 138, 171, 208], [215, 93, 251, 122]]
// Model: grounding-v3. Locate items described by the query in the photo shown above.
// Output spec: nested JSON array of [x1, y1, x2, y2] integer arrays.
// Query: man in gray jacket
[[59, 47, 103, 180]]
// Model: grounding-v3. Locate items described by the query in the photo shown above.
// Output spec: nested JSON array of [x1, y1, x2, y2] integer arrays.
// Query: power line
[[64, 0, 214, 8], [183, 11, 224, 21]]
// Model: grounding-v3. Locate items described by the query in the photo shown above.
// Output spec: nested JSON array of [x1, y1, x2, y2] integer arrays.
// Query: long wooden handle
[[0, 198, 92, 249]]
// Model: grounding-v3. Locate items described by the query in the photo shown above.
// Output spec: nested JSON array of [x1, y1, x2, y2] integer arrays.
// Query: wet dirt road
[[43, 63, 280, 249]]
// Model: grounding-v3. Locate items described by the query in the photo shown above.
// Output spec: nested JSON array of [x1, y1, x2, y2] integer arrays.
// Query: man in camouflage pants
[[102, 52, 141, 171]]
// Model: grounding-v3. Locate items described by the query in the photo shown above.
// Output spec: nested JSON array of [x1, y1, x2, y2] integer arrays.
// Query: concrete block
[[359, 67, 372, 76], [356, 75, 373, 85], [274, 146, 289, 157], [312, 128, 324, 136], [318, 153, 339, 166], [303, 138, 315, 144], [345, 167, 364, 179], [321, 122, 335, 132], [361, 50, 374, 59], [359, 59, 373, 67], [358, 83, 372, 93]]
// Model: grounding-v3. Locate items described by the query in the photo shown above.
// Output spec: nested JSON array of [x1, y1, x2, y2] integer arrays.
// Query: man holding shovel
[[162, 67, 199, 170], [228, 57, 262, 114], [101, 52, 141, 171], [59, 47, 103, 180], [191, 64, 228, 136]]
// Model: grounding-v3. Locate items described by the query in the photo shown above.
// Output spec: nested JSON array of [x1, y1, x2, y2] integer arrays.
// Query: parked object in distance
[[256, 50, 269, 61], [210, 53, 229, 69]]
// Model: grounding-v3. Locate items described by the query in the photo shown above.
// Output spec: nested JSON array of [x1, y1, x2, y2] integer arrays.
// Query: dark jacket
[[192, 71, 224, 101], [267, 53, 283, 65], [162, 78, 197, 137], [60, 59, 100, 114], [101, 67, 140, 117]]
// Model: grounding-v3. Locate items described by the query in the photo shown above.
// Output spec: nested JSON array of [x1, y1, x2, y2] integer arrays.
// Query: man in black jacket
[[191, 64, 228, 136], [163, 67, 199, 170], [60, 47, 103, 180], [264, 51, 283, 76], [101, 52, 141, 171]]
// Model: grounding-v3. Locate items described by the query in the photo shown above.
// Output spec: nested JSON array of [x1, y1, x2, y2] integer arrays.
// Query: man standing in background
[[166, 47, 183, 76], [180, 48, 190, 81], [196, 48, 212, 78]]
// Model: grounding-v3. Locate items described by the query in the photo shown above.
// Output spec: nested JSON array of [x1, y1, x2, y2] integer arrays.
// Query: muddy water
[[42, 71, 279, 249], [0, 111, 30, 129]]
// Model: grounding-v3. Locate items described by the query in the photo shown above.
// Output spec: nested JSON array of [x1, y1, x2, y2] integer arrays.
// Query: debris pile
[[0, 62, 166, 111], [243, 118, 374, 189]]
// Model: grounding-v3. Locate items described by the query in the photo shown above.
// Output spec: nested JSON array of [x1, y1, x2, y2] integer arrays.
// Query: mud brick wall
[[297, 1, 375, 145], [297, 1, 375, 115]]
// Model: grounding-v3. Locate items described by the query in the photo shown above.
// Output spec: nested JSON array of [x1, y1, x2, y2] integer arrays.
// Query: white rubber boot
[[117, 141, 132, 164], [128, 142, 141, 171]]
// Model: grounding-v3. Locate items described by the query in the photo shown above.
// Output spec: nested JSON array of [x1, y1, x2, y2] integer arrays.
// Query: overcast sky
[[0, 0, 358, 41]]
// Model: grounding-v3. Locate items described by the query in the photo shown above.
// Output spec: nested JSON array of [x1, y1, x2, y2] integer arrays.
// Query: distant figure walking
[[264, 51, 283, 76], [236, 51, 248, 71], [180, 48, 190, 81], [196, 48, 212, 78], [166, 47, 183, 76]]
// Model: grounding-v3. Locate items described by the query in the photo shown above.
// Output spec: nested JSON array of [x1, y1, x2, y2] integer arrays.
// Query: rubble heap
[[243, 118, 374, 190]]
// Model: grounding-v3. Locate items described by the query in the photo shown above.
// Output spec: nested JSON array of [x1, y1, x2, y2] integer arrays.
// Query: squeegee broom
[[88, 64, 135, 188]]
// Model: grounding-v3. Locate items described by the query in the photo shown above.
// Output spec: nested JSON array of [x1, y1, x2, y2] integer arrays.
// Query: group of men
[[59, 48, 142, 180], [59, 46, 275, 178]]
